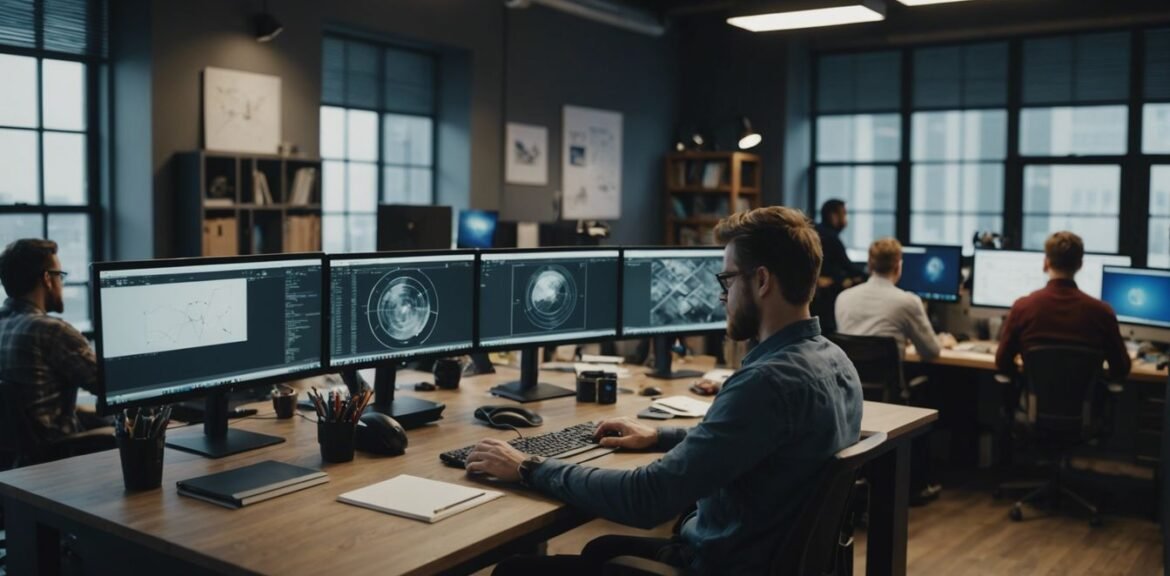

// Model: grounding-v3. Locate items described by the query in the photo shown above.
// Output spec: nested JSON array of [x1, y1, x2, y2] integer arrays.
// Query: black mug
[[318, 421, 357, 463], [433, 358, 463, 390], [272, 390, 297, 419], [117, 434, 165, 491]]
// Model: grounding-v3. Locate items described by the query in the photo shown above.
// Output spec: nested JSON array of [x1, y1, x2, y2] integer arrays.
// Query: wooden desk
[[0, 368, 935, 576], [904, 342, 1167, 384]]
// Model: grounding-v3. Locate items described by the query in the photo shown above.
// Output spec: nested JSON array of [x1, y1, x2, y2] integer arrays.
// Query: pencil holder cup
[[318, 421, 357, 463], [117, 434, 165, 491], [272, 390, 297, 419]]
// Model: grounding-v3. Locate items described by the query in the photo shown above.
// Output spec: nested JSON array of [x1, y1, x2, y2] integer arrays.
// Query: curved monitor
[[327, 251, 476, 368], [477, 248, 619, 350], [93, 254, 325, 412], [621, 248, 727, 336]]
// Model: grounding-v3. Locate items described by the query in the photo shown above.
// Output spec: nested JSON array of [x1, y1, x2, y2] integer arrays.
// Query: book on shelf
[[284, 215, 321, 253], [701, 162, 724, 189], [735, 196, 752, 213], [671, 196, 688, 218], [252, 170, 274, 206], [289, 167, 317, 206]]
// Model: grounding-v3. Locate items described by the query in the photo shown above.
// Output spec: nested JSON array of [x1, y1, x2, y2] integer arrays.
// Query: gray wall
[[117, 0, 677, 258], [500, 5, 679, 245]]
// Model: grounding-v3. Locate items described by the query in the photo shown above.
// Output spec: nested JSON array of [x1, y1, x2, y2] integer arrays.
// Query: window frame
[[320, 33, 439, 254], [0, 0, 106, 331]]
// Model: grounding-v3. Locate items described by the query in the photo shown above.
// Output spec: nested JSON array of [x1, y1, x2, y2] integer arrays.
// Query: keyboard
[[440, 421, 610, 468]]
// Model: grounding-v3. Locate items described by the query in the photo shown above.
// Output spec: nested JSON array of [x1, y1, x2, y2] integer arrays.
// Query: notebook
[[177, 460, 328, 509], [338, 475, 503, 523], [650, 395, 713, 418]]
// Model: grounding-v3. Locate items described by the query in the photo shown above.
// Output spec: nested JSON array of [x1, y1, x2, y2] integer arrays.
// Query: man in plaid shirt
[[0, 239, 99, 441]]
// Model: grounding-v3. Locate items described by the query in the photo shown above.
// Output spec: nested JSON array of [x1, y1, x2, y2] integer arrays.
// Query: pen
[[433, 491, 486, 515]]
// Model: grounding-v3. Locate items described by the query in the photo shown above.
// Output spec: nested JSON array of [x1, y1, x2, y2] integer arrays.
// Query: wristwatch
[[517, 455, 546, 487]]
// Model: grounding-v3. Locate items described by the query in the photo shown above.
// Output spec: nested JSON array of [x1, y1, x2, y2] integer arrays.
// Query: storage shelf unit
[[664, 151, 761, 245]]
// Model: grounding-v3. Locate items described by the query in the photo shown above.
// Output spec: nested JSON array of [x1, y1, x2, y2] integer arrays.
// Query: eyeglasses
[[45, 269, 69, 280], [714, 269, 755, 294]]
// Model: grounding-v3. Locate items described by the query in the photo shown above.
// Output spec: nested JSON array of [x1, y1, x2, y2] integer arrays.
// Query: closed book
[[177, 460, 327, 507], [338, 475, 503, 523], [179, 475, 329, 509]]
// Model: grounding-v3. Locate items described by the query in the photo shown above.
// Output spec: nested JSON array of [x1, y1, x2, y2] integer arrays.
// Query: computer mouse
[[414, 382, 437, 392], [640, 386, 663, 397], [474, 405, 543, 429], [355, 412, 408, 456]]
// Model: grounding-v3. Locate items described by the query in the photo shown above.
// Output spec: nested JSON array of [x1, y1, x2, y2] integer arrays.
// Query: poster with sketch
[[505, 123, 548, 185], [562, 105, 622, 220], [203, 67, 282, 155]]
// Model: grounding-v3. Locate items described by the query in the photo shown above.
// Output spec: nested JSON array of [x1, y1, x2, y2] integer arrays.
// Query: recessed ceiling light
[[728, 0, 886, 32]]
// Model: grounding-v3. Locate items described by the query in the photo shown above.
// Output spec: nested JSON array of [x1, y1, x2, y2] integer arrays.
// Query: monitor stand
[[341, 367, 445, 429], [167, 391, 285, 459], [647, 335, 704, 380], [490, 347, 575, 403]]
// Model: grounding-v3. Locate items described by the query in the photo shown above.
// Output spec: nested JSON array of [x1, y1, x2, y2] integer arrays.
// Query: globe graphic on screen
[[367, 270, 439, 349], [1128, 287, 1146, 308], [925, 256, 945, 284], [524, 265, 577, 330]]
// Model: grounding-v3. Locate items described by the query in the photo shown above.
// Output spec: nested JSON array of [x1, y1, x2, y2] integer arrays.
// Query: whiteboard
[[561, 105, 622, 220]]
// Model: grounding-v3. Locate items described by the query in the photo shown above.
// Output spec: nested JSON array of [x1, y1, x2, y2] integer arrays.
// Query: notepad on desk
[[177, 460, 328, 509], [651, 395, 712, 418], [338, 475, 503, 523]]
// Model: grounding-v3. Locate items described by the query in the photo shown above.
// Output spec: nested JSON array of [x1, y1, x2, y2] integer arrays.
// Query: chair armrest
[[907, 375, 929, 388], [49, 426, 116, 458], [603, 556, 684, 576]]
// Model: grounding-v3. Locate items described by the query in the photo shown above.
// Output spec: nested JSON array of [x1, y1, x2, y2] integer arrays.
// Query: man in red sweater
[[995, 231, 1131, 381]]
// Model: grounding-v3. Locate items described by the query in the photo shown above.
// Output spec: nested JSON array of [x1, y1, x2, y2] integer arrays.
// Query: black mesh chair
[[602, 432, 887, 576], [826, 334, 911, 404], [1000, 345, 1114, 526]]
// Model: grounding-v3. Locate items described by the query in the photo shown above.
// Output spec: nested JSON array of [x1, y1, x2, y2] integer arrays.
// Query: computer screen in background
[[478, 249, 620, 402], [377, 205, 452, 251], [1101, 267, 1170, 341], [972, 250, 1131, 308], [94, 255, 324, 457], [621, 248, 727, 379], [898, 245, 962, 303], [457, 210, 499, 249]]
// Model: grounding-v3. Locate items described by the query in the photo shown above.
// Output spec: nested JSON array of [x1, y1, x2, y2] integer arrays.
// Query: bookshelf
[[176, 151, 323, 256], [664, 151, 761, 245]]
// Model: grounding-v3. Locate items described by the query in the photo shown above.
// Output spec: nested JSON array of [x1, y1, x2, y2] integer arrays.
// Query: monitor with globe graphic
[[327, 252, 476, 368], [897, 245, 962, 303], [1101, 266, 1170, 339]]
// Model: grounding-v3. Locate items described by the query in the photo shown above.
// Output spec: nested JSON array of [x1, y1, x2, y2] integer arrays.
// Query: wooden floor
[[478, 484, 1162, 575]]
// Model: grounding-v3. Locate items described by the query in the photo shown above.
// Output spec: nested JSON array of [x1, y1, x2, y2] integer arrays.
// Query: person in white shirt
[[836, 237, 956, 359], [835, 237, 955, 505]]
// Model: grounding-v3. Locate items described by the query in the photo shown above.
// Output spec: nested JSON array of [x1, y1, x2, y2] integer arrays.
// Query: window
[[1020, 105, 1128, 156], [1023, 165, 1121, 252], [0, 0, 105, 331], [1150, 167, 1170, 268], [321, 36, 436, 253], [814, 51, 900, 254], [910, 43, 1007, 254]]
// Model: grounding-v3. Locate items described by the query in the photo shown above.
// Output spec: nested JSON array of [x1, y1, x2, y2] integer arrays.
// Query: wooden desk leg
[[4, 497, 61, 575], [867, 441, 911, 576]]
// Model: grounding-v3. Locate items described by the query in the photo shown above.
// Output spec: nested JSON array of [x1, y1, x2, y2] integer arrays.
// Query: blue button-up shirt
[[531, 317, 863, 573]]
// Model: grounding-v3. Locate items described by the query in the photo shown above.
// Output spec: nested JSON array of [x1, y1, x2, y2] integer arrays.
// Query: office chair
[[602, 432, 887, 576], [0, 380, 115, 470], [826, 334, 916, 403], [998, 346, 1114, 526]]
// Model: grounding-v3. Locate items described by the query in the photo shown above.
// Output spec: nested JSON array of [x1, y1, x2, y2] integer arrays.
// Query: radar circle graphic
[[367, 269, 439, 349], [524, 264, 577, 330]]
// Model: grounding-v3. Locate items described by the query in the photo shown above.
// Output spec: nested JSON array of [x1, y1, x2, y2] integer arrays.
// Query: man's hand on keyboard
[[593, 418, 657, 449], [465, 438, 526, 482]]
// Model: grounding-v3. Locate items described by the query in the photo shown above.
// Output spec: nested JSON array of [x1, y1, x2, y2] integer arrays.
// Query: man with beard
[[813, 199, 866, 334], [0, 239, 101, 441], [468, 207, 863, 575]]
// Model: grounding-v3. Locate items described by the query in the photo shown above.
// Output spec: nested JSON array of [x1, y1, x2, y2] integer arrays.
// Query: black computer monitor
[[456, 209, 499, 248], [326, 251, 476, 426], [478, 248, 620, 402], [1101, 266, 1170, 341], [377, 204, 452, 251], [897, 245, 962, 303], [971, 249, 1132, 309], [621, 248, 727, 379], [93, 254, 325, 458]]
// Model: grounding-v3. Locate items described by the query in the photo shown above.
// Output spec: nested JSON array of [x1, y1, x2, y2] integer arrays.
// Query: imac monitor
[[327, 252, 475, 426], [972, 250, 1131, 308], [377, 204, 453, 250], [622, 248, 727, 379], [1101, 266, 1170, 340], [94, 254, 324, 458], [478, 249, 620, 401], [897, 245, 962, 303], [457, 210, 499, 249]]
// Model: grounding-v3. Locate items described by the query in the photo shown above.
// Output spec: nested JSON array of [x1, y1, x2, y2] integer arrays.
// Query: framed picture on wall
[[203, 67, 282, 155], [505, 122, 548, 186]]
